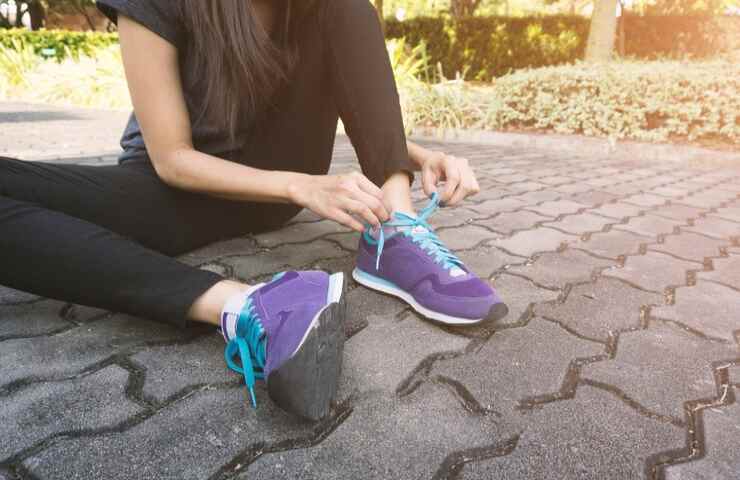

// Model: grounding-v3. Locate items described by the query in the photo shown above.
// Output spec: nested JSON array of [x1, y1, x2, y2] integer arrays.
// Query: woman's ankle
[[188, 280, 251, 326], [382, 171, 416, 217]]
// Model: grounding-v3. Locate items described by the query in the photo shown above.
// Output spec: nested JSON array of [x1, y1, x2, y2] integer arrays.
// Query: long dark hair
[[179, 0, 315, 140]]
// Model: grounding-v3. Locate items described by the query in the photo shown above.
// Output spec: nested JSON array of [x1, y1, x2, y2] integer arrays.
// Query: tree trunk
[[585, 0, 619, 61], [617, 0, 626, 57], [73, 2, 97, 31], [374, 0, 384, 32], [450, 0, 481, 18], [27, 0, 45, 30]]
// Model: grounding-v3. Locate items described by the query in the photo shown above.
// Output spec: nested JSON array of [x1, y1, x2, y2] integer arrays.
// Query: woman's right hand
[[288, 172, 390, 232]]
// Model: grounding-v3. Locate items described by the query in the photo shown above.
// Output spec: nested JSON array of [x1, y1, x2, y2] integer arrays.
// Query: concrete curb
[[408, 128, 740, 167]]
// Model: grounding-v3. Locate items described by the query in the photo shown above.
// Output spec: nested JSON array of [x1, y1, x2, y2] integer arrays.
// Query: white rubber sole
[[352, 268, 484, 325]]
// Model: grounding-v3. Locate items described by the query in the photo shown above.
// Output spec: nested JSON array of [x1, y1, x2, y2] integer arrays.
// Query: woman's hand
[[408, 142, 481, 206], [288, 172, 390, 232]]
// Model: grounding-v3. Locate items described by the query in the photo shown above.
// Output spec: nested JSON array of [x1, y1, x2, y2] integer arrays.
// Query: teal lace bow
[[369, 192, 464, 271], [224, 298, 267, 408]]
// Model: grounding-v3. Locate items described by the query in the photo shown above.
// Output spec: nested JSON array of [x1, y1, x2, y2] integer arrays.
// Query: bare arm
[[117, 15, 389, 229], [118, 15, 303, 203]]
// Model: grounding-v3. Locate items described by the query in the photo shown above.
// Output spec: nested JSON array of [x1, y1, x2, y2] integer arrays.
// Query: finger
[[448, 180, 469, 206], [352, 171, 384, 200], [350, 188, 390, 223], [422, 168, 438, 198], [441, 159, 461, 204], [343, 198, 381, 228], [330, 208, 365, 233]]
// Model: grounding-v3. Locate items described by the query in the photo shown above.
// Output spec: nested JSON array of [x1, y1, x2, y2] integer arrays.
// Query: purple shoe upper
[[356, 194, 504, 321], [244, 271, 330, 377], [223, 270, 331, 405]]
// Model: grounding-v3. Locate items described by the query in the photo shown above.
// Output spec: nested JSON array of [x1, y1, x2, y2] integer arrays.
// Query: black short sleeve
[[96, 0, 184, 47]]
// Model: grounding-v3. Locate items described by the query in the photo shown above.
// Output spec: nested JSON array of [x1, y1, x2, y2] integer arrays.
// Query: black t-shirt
[[97, 0, 244, 164]]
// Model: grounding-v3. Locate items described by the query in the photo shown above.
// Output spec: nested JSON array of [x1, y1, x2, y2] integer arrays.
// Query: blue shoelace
[[370, 192, 464, 271], [224, 297, 267, 408]]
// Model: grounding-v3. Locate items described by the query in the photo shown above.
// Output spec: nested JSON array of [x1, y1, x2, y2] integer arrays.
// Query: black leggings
[[0, 0, 410, 327]]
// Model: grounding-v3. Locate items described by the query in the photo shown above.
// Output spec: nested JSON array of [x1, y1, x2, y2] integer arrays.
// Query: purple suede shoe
[[353, 193, 508, 325], [222, 271, 346, 421]]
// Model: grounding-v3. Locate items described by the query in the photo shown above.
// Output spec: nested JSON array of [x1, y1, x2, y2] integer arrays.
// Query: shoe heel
[[267, 276, 347, 421]]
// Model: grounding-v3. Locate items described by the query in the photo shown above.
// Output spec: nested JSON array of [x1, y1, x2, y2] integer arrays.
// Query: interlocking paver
[[178, 237, 259, 266], [698, 253, 740, 290], [624, 193, 669, 208], [590, 201, 644, 219], [710, 205, 740, 222], [22, 387, 315, 480], [222, 240, 347, 280], [535, 277, 663, 342], [537, 175, 572, 185], [604, 251, 699, 293], [0, 301, 73, 339], [467, 197, 526, 215], [525, 200, 586, 217], [582, 323, 738, 419], [253, 219, 351, 247], [664, 402, 740, 480], [344, 287, 406, 338], [600, 183, 643, 196], [494, 227, 579, 257], [130, 334, 234, 402], [474, 210, 552, 235], [507, 249, 614, 289], [243, 310, 492, 479], [575, 229, 650, 259], [543, 212, 614, 235], [438, 225, 499, 251], [4, 102, 740, 479], [461, 385, 683, 480], [651, 281, 740, 342], [245, 381, 513, 480], [613, 214, 684, 238], [651, 185, 693, 198], [684, 216, 740, 240], [0, 315, 187, 388], [432, 318, 604, 413], [679, 192, 732, 209], [649, 203, 706, 221], [0, 366, 141, 461], [0, 286, 40, 305], [568, 190, 621, 206], [648, 232, 727, 262], [427, 206, 479, 229], [323, 232, 359, 251], [456, 244, 523, 278], [509, 188, 561, 204], [506, 182, 550, 194]]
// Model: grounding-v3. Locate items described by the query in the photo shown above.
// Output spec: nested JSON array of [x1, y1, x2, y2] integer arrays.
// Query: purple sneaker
[[221, 270, 346, 421], [353, 193, 508, 325]]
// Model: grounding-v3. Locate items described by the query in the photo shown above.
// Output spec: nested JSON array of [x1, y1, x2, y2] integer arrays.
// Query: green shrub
[[0, 29, 118, 61], [399, 60, 740, 144], [386, 15, 735, 80]]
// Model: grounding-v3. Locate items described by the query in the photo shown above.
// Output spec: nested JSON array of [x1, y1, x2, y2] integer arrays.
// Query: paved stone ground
[[1, 102, 740, 479]]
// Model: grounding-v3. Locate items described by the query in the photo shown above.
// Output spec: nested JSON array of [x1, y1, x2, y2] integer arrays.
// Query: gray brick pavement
[[1, 102, 740, 479]]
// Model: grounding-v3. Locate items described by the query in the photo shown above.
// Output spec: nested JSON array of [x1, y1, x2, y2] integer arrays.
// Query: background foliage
[[1, 12, 729, 77], [0, 27, 116, 60], [386, 14, 730, 80]]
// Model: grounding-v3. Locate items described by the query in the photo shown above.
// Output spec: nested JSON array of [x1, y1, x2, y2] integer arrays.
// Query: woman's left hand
[[410, 144, 481, 206]]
